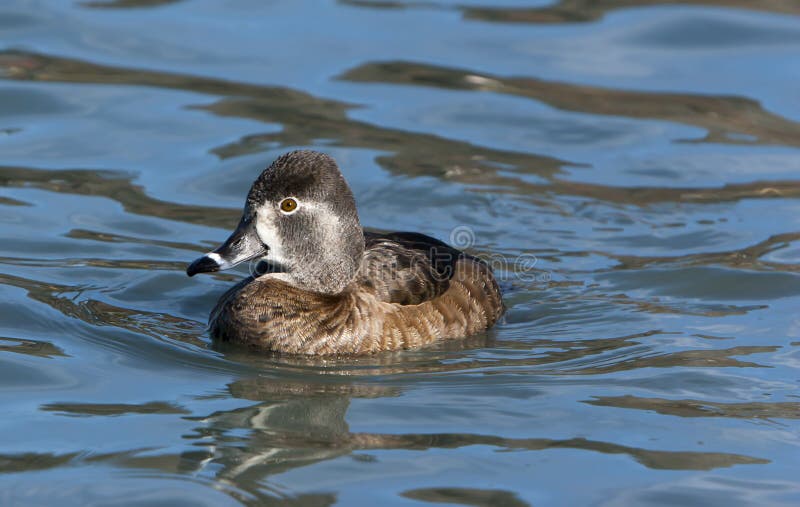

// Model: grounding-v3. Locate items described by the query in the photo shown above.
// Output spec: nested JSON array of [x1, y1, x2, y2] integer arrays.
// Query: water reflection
[[0, 331, 775, 505], [586, 395, 800, 420], [0, 451, 77, 473], [463, 0, 800, 25], [608, 232, 800, 272], [0, 271, 208, 349], [341, 0, 800, 25], [0, 51, 563, 186], [601, 474, 800, 506], [0, 50, 566, 185], [34, 371, 765, 499], [340, 60, 800, 148], [0, 164, 238, 229], [402, 487, 530, 507], [171, 373, 770, 492], [42, 401, 190, 416], [0, 336, 66, 358], [80, 0, 184, 8]]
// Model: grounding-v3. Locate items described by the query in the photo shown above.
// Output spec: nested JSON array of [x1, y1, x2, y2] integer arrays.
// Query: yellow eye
[[279, 197, 298, 213]]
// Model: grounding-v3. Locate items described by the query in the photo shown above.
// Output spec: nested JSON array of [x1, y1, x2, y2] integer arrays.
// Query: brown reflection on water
[[0, 50, 339, 105], [0, 50, 566, 184], [462, 0, 800, 24], [66, 228, 204, 253], [0, 336, 67, 358], [11, 338, 769, 493], [0, 165, 239, 229], [0, 196, 29, 206], [41, 401, 190, 416], [0, 255, 188, 273], [198, 98, 564, 185], [586, 395, 800, 420], [565, 345, 777, 373], [402, 487, 530, 507], [0, 450, 330, 506], [80, 0, 184, 8], [0, 272, 207, 348], [341, 0, 800, 25], [606, 232, 800, 273], [490, 178, 800, 206], [575, 292, 766, 318], [3, 345, 773, 496], [343, 431, 768, 470], [340, 61, 800, 148], [0, 452, 78, 473], [227, 374, 401, 401], [70, 375, 765, 500], [174, 379, 769, 489]]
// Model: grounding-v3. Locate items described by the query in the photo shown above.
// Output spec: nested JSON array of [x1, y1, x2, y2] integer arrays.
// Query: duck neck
[[285, 226, 365, 295]]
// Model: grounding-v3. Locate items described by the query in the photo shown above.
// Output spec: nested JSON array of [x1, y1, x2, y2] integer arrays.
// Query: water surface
[[1, 1, 799, 505]]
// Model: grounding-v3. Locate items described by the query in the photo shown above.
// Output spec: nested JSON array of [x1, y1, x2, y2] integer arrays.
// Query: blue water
[[1, 1, 800, 505]]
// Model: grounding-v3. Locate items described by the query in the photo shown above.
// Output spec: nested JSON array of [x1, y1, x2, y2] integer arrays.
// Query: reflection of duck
[[192, 375, 765, 489], [187, 150, 504, 355]]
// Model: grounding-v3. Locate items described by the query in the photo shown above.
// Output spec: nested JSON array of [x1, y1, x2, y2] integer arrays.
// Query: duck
[[186, 150, 504, 355]]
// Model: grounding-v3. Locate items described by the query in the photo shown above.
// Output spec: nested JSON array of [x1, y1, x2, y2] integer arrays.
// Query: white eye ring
[[279, 197, 300, 215]]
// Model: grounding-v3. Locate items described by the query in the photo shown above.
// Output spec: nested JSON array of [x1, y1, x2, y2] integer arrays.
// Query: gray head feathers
[[187, 150, 365, 294]]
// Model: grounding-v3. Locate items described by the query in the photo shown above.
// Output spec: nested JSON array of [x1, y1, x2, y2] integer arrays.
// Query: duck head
[[187, 150, 365, 295]]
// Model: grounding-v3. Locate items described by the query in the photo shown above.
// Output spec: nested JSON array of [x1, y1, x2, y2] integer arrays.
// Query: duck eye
[[279, 197, 298, 213]]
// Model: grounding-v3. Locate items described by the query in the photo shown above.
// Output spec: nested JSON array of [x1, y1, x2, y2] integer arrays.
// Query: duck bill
[[186, 218, 267, 276]]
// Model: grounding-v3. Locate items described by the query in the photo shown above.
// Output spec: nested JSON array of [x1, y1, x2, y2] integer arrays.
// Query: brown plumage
[[187, 151, 504, 355]]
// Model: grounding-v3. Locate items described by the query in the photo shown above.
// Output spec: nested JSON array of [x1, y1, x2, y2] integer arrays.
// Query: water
[[1, 1, 800, 505]]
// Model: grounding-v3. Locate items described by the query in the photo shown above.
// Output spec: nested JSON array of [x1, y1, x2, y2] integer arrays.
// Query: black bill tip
[[186, 255, 222, 277]]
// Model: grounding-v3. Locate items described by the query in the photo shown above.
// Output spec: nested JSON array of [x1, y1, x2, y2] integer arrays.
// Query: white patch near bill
[[255, 206, 288, 266], [205, 251, 231, 269]]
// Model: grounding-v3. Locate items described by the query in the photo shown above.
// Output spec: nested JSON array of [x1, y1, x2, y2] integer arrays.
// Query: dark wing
[[358, 231, 477, 305]]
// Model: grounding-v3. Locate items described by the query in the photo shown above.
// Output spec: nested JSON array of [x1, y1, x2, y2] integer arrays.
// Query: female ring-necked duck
[[187, 150, 503, 355]]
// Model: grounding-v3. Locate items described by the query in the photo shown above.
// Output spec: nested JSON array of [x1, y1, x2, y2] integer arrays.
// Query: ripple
[[460, 1, 800, 25], [339, 60, 800, 148], [0, 164, 238, 229], [597, 266, 800, 301], [585, 395, 800, 420], [626, 12, 800, 49], [41, 401, 190, 417], [80, 0, 184, 8], [0, 464, 253, 507], [402, 487, 529, 507], [0, 336, 67, 358], [0, 49, 568, 185], [601, 474, 800, 507], [0, 87, 75, 116]]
